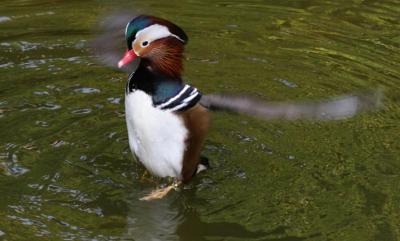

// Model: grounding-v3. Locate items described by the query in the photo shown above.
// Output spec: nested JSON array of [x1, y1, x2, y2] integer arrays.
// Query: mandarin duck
[[91, 14, 382, 200]]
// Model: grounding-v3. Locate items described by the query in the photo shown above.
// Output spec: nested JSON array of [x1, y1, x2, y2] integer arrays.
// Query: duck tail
[[199, 90, 383, 121]]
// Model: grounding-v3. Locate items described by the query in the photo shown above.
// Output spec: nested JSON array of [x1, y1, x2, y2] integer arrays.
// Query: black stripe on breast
[[156, 85, 201, 111]]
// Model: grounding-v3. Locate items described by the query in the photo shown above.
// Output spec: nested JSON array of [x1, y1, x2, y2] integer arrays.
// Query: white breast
[[125, 90, 187, 179]]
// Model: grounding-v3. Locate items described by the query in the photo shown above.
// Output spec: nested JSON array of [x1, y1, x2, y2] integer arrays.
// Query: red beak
[[118, 50, 137, 68]]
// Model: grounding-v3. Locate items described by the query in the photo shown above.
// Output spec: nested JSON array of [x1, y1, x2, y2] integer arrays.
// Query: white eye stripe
[[135, 24, 184, 45], [125, 22, 129, 36]]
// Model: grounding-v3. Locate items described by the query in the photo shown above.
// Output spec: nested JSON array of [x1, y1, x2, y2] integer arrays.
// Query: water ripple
[[41, 214, 79, 230], [34, 91, 49, 96], [0, 16, 11, 23], [0, 1, 399, 240], [18, 41, 42, 52], [38, 103, 61, 110], [74, 87, 100, 94], [0, 153, 30, 176], [107, 97, 121, 104], [51, 140, 68, 148], [35, 120, 49, 127], [71, 108, 92, 115], [275, 78, 298, 88], [0, 62, 14, 68], [7, 215, 46, 228], [47, 184, 79, 195]]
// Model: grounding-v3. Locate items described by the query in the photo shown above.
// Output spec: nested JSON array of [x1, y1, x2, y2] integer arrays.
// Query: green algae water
[[1, 0, 399, 240]]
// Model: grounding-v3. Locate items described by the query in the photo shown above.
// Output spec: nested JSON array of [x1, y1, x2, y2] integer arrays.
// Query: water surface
[[0, 0, 399, 240]]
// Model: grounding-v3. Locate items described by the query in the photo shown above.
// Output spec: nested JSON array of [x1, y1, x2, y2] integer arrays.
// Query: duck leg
[[140, 180, 181, 201]]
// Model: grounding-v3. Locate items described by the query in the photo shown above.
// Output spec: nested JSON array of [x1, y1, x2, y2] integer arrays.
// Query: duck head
[[118, 15, 188, 78]]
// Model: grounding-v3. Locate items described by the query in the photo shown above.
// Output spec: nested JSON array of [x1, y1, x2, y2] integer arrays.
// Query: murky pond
[[1, 0, 399, 240]]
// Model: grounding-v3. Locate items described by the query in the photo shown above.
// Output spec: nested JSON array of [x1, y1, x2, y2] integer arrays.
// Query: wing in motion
[[200, 90, 383, 121], [90, 11, 139, 73]]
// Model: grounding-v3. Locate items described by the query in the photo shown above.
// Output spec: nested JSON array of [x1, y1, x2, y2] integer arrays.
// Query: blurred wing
[[201, 90, 383, 121], [89, 12, 139, 73]]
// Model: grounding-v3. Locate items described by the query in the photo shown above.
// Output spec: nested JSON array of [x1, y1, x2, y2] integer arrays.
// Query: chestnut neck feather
[[143, 37, 184, 79]]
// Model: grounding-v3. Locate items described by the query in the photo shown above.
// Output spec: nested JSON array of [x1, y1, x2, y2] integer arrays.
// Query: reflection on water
[[1, 0, 400, 240], [125, 188, 318, 241], [125, 192, 181, 240]]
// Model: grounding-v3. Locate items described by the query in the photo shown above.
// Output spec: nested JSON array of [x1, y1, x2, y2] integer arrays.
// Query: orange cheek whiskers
[[144, 41, 184, 78]]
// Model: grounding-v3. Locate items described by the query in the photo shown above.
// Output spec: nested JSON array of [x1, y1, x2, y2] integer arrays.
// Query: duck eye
[[141, 41, 149, 47]]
